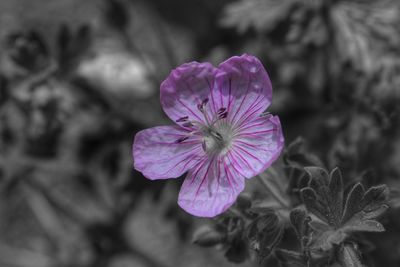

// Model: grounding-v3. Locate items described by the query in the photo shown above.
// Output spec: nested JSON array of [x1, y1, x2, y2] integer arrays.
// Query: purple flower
[[133, 54, 284, 217]]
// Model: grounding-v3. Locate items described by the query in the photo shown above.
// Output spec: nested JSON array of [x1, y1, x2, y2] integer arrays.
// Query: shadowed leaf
[[301, 167, 389, 251], [246, 210, 284, 263]]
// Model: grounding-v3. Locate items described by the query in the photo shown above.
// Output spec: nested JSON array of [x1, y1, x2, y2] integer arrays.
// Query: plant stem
[[257, 173, 290, 209]]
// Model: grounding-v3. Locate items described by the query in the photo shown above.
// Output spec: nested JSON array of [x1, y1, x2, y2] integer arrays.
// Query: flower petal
[[230, 115, 284, 179], [160, 62, 219, 124], [178, 157, 245, 217], [216, 54, 273, 126], [133, 126, 204, 180]]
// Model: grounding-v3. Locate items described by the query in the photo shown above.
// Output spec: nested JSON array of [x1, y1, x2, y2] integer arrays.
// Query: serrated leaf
[[301, 167, 389, 250], [304, 167, 330, 184], [302, 167, 344, 226], [362, 185, 389, 211], [342, 183, 365, 223]]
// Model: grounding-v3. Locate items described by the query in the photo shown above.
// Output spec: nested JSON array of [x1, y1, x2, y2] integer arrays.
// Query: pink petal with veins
[[133, 126, 204, 179]]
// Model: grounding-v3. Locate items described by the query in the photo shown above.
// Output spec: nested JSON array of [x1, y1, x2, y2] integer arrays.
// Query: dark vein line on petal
[[177, 98, 203, 121], [195, 159, 213, 199], [206, 77, 217, 114], [230, 76, 252, 124], [189, 158, 209, 186], [234, 144, 264, 164]]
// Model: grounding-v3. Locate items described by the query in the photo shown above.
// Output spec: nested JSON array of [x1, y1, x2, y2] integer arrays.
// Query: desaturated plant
[[191, 140, 389, 266], [132, 54, 389, 266]]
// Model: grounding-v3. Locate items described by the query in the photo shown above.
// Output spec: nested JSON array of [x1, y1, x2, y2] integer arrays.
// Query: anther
[[182, 122, 194, 128], [210, 131, 223, 141], [202, 140, 207, 152], [175, 136, 189, 143], [197, 98, 209, 112], [218, 111, 228, 119], [176, 116, 189, 122], [217, 107, 226, 114]]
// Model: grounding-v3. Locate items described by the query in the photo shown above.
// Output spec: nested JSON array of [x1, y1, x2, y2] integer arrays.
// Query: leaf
[[284, 137, 325, 168], [338, 243, 363, 267], [301, 167, 343, 227], [192, 225, 225, 247], [290, 209, 311, 251], [205, 216, 249, 263], [220, 0, 299, 34], [275, 249, 308, 267], [301, 167, 389, 251], [341, 183, 365, 224], [246, 210, 284, 262]]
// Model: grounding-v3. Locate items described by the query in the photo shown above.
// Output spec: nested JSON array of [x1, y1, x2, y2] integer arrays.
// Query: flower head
[[133, 54, 284, 217]]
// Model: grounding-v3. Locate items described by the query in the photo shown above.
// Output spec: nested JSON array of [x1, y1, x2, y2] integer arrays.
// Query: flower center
[[201, 122, 233, 156], [175, 98, 233, 156]]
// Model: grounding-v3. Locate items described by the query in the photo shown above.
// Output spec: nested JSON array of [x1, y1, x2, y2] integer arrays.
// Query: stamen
[[209, 107, 228, 125], [175, 136, 189, 143], [176, 116, 189, 122], [197, 98, 209, 112], [182, 122, 194, 128], [202, 140, 207, 152], [218, 111, 228, 119], [217, 107, 226, 114], [210, 130, 223, 141]]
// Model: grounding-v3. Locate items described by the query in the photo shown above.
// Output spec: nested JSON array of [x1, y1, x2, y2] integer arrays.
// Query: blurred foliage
[[0, 0, 400, 266]]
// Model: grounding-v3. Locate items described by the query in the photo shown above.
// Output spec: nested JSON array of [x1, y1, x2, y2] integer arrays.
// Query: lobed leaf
[[301, 167, 344, 227], [301, 167, 389, 251]]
